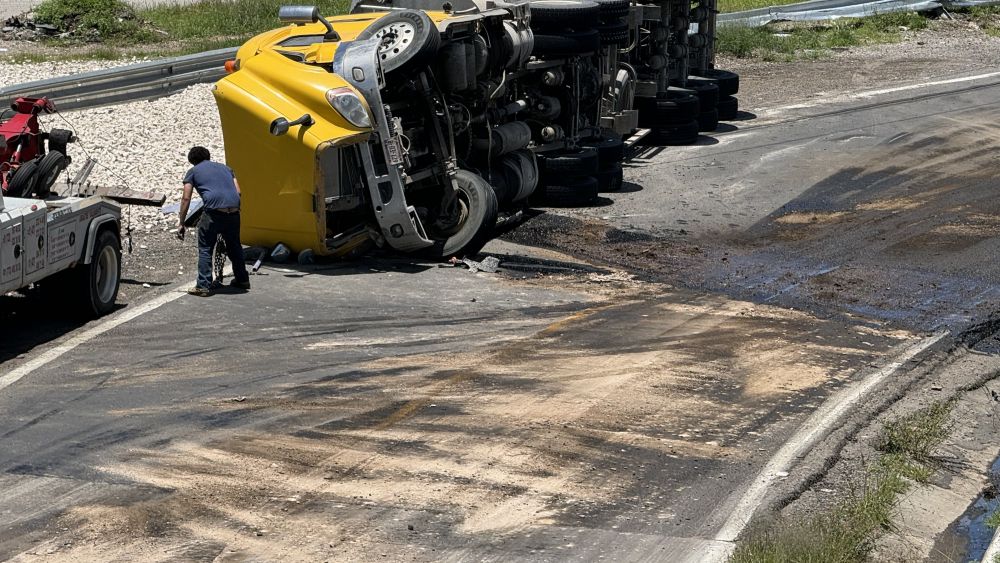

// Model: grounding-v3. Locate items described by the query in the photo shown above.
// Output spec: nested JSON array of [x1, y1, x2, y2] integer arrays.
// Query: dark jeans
[[196, 209, 249, 289]]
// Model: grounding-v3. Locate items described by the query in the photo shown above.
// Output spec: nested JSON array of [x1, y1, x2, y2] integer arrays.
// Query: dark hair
[[188, 146, 211, 165]]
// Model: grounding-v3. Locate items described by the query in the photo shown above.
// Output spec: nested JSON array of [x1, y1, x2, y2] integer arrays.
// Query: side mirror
[[270, 114, 314, 136], [278, 5, 320, 24], [277, 4, 339, 40]]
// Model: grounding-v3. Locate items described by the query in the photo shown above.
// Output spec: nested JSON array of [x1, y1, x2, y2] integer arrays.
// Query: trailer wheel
[[544, 175, 600, 207], [35, 151, 68, 198], [697, 107, 719, 132], [79, 229, 121, 317], [693, 69, 740, 96], [681, 79, 720, 110], [424, 169, 498, 259], [596, 163, 624, 192], [530, 0, 601, 29], [636, 92, 700, 129], [596, 19, 629, 47], [532, 29, 601, 56], [718, 95, 739, 120], [583, 135, 625, 167], [590, 0, 630, 20], [646, 120, 700, 146], [6, 158, 39, 198], [538, 147, 600, 176], [357, 10, 439, 76]]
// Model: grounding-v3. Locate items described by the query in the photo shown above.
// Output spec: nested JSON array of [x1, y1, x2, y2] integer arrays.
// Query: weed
[[34, 0, 151, 41], [965, 5, 1000, 37], [987, 507, 1000, 529], [717, 12, 929, 60], [877, 400, 953, 462]]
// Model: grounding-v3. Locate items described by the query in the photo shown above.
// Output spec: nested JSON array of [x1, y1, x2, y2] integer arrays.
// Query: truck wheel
[[596, 19, 629, 47], [544, 175, 600, 207], [583, 135, 625, 167], [6, 159, 39, 198], [697, 107, 719, 132], [693, 69, 740, 96], [357, 10, 439, 76], [78, 230, 121, 317], [681, 79, 720, 109], [424, 169, 498, 259], [596, 164, 624, 192], [591, 0, 630, 20], [718, 95, 739, 120], [647, 120, 700, 146], [636, 92, 700, 129], [538, 147, 600, 176], [530, 0, 601, 29], [532, 29, 601, 56], [35, 151, 68, 198]]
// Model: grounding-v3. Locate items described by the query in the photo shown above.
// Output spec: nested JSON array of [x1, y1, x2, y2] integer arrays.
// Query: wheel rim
[[373, 22, 416, 63], [95, 245, 118, 305]]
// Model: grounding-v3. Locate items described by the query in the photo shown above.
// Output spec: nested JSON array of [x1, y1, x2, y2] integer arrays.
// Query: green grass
[[964, 5, 1000, 37], [25, 0, 349, 54], [717, 12, 930, 61], [730, 401, 953, 563], [141, 0, 349, 41], [986, 508, 1000, 530], [718, 0, 807, 14]]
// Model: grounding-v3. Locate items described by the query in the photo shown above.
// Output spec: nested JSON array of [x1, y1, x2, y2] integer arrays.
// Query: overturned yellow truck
[[213, 0, 739, 259]]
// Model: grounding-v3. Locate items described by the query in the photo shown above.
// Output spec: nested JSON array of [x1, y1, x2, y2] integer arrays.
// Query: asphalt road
[[2, 71, 999, 561]]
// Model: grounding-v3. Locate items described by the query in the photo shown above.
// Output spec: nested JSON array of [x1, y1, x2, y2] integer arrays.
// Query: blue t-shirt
[[183, 161, 241, 209]]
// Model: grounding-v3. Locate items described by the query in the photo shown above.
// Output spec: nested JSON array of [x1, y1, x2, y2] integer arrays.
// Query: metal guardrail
[[721, 0, 1000, 26], [0, 47, 237, 111]]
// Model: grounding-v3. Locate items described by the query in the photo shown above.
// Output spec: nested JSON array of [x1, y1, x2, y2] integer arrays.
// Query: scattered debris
[[450, 255, 501, 273]]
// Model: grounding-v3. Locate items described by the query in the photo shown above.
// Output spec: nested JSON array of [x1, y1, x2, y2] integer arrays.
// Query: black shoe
[[229, 279, 251, 290]]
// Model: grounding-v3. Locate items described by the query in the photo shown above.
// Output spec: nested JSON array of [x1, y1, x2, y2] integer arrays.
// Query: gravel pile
[[0, 57, 135, 85]]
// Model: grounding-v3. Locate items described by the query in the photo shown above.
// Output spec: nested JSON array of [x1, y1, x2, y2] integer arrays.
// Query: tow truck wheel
[[6, 159, 39, 198], [357, 10, 440, 76], [80, 230, 121, 317], [35, 151, 68, 198], [424, 169, 498, 259]]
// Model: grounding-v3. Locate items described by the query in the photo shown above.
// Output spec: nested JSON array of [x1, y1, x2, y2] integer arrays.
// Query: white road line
[[0, 287, 188, 392], [691, 331, 949, 562], [766, 71, 1000, 115]]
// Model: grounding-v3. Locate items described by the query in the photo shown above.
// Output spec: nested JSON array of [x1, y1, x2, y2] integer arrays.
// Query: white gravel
[[53, 84, 226, 227]]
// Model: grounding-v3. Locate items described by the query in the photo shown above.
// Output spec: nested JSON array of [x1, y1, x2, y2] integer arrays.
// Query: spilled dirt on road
[[12, 280, 913, 562], [507, 110, 1000, 334]]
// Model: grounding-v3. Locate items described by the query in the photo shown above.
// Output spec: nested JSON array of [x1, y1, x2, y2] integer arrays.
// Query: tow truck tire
[[425, 169, 498, 259], [693, 69, 740, 96], [78, 229, 121, 317], [718, 95, 739, 120], [47, 128, 74, 155], [530, 0, 602, 29], [357, 10, 440, 76], [35, 151, 68, 197], [7, 159, 39, 198]]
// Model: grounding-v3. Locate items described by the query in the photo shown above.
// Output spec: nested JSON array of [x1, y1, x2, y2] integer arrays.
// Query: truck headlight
[[326, 87, 371, 128]]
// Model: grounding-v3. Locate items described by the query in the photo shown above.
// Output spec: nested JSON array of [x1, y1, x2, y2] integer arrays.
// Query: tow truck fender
[[82, 213, 119, 264]]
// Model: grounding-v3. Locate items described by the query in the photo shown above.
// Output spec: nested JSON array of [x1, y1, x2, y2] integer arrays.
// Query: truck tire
[[47, 128, 74, 155], [79, 229, 121, 317], [6, 159, 39, 198], [697, 107, 719, 132], [596, 19, 629, 47], [35, 151, 68, 198], [681, 79, 719, 109], [544, 175, 599, 207], [718, 95, 739, 120], [538, 147, 600, 176], [356, 10, 440, 76], [647, 120, 700, 146], [424, 169, 498, 259], [591, 0, 630, 20], [636, 92, 699, 128], [530, 0, 601, 29], [532, 29, 601, 56], [693, 69, 739, 96], [596, 163, 624, 192], [583, 135, 625, 167]]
